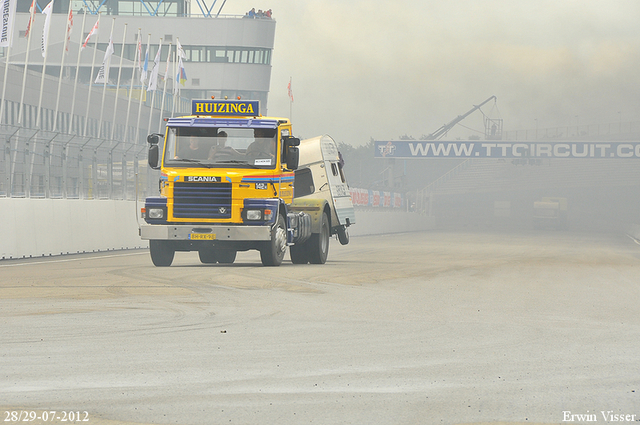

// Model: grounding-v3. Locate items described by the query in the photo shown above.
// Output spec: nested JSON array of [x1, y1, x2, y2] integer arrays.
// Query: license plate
[[189, 233, 216, 240]]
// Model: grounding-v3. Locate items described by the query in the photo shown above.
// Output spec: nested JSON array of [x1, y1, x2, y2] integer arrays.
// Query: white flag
[[95, 37, 114, 84], [40, 0, 53, 58], [0, 0, 17, 48], [163, 45, 171, 79], [140, 45, 148, 85], [147, 46, 161, 91], [176, 39, 186, 59]]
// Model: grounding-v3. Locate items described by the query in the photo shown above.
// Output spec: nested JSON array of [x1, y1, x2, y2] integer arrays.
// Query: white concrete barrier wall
[[0, 200, 435, 259], [0, 199, 146, 259]]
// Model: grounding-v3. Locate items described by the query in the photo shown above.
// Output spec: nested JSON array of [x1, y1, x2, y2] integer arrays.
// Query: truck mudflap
[[140, 224, 271, 241]]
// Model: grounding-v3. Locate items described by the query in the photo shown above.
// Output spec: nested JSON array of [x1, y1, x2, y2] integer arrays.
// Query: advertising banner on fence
[[375, 140, 640, 159], [350, 188, 403, 208]]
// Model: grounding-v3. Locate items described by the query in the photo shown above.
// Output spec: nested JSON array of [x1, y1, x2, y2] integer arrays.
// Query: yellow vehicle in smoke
[[533, 197, 568, 230]]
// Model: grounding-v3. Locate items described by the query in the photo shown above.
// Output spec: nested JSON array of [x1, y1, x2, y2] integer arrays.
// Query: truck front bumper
[[140, 224, 271, 241]]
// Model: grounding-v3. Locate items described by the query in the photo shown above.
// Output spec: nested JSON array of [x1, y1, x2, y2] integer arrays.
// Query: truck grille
[[173, 182, 232, 219]]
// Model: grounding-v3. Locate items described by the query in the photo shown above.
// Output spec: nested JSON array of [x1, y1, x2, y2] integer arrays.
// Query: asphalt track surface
[[1, 230, 640, 425]]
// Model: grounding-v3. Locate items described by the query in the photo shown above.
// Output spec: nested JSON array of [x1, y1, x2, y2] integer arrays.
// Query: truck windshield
[[164, 127, 277, 168]]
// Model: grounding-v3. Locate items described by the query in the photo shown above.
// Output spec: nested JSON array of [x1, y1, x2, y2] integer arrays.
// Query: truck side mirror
[[147, 133, 162, 169], [282, 136, 300, 170], [285, 136, 300, 147], [147, 133, 161, 145], [148, 145, 160, 169], [286, 146, 299, 170]]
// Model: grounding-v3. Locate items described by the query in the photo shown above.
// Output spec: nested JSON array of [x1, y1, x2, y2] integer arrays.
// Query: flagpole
[[69, 9, 87, 134], [110, 23, 127, 141], [97, 18, 115, 139], [289, 77, 293, 121], [171, 49, 176, 118], [123, 28, 141, 144], [36, 0, 54, 129], [158, 42, 171, 133], [18, 0, 37, 126], [146, 37, 162, 138], [83, 13, 101, 137], [53, 3, 74, 132], [173, 37, 186, 117], [171, 37, 180, 118], [134, 34, 150, 145]]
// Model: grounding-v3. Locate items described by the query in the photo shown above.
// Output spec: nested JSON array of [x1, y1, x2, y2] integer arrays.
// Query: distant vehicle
[[139, 99, 355, 267], [533, 197, 568, 230]]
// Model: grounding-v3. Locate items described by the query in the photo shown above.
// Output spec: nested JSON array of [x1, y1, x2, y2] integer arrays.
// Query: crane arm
[[426, 96, 497, 140]]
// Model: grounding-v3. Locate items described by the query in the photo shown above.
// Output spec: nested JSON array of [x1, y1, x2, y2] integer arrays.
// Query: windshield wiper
[[171, 158, 216, 168]]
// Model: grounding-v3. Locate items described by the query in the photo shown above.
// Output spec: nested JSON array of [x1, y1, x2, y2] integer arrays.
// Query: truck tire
[[260, 214, 287, 266], [217, 249, 237, 264], [289, 243, 309, 264], [198, 249, 218, 264], [337, 226, 349, 245], [150, 240, 175, 267], [308, 212, 329, 264]]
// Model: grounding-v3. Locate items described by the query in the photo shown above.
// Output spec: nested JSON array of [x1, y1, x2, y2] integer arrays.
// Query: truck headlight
[[246, 209, 262, 220], [148, 208, 164, 219]]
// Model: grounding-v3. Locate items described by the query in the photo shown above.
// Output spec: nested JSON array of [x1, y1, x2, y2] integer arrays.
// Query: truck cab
[[140, 99, 354, 266]]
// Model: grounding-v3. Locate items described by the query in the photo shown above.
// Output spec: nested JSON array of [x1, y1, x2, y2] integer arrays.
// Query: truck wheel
[[198, 249, 218, 264], [217, 249, 237, 264], [289, 243, 309, 264], [337, 226, 350, 245], [308, 212, 329, 264], [150, 240, 175, 267], [260, 214, 287, 266]]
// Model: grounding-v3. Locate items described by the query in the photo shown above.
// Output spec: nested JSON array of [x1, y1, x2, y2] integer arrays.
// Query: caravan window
[[294, 168, 315, 198], [331, 163, 339, 177]]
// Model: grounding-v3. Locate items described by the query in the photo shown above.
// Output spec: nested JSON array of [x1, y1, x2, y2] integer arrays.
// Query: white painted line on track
[[0, 251, 148, 267]]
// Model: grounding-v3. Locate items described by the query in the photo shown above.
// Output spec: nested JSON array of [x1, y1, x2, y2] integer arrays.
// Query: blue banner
[[375, 140, 640, 159]]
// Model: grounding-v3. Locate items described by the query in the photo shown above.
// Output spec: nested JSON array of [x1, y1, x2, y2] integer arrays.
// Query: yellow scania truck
[[139, 99, 355, 266]]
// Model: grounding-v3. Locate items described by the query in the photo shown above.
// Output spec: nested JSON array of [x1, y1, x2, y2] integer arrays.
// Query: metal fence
[[0, 124, 159, 200]]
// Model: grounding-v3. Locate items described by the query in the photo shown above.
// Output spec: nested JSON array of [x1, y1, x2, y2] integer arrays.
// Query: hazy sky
[[226, 0, 640, 145]]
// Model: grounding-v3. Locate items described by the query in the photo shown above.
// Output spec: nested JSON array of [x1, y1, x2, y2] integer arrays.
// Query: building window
[[75, 42, 271, 65]]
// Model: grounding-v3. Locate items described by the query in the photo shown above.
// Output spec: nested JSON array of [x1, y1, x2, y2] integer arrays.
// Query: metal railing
[[503, 121, 640, 141], [0, 124, 159, 200]]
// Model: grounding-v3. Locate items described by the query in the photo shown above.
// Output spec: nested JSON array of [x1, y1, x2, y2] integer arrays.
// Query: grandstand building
[[1, 0, 276, 138]]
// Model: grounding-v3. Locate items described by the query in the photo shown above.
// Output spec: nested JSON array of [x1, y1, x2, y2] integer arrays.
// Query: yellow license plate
[[189, 233, 216, 240]]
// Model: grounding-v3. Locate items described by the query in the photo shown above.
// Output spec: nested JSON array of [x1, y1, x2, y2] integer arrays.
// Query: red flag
[[65, 9, 73, 53], [287, 77, 294, 102], [24, 0, 35, 37], [137, 34, 142, 70], [82, 16, 99, 50]]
